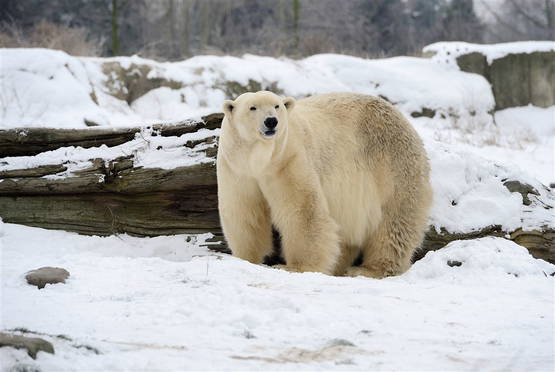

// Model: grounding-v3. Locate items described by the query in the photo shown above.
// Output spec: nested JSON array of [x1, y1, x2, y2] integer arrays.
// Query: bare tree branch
[[545, 0, 555, 37], [478, 0, 527, 36], [508, 0, 549, 29]]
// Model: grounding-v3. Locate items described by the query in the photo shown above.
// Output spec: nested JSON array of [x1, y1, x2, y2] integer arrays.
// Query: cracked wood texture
[[0, 114, 553, 263]]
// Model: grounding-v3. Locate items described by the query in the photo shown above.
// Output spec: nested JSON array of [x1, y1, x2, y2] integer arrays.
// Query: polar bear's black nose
[[264, 117, 278, 129]]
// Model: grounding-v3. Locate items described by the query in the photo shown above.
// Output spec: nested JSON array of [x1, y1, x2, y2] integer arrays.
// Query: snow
[[424, 41, 555, 67], [0, 48, 494, 128], [492, 105, 555, 187], [0, 127, 219, 175], [406, 237, 555, 281], [0, 49, 139, 127], [411, 103, 555, 233], [1, 222, 554, 371], [131, 86, 225, 122], [425, 139, 554, 233]]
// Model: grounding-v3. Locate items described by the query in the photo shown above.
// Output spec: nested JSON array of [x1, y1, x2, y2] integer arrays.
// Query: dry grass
[[0, 20, 102, 56]]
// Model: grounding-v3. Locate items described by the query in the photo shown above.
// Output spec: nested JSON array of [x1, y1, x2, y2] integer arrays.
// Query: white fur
[[217, 91, 432, 277]]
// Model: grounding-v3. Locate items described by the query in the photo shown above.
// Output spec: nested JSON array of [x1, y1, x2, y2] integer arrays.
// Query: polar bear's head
[[222, 91, 295, 142]]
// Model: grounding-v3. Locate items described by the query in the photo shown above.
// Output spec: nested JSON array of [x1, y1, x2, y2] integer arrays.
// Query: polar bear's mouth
[[262, 129, 276, 137]]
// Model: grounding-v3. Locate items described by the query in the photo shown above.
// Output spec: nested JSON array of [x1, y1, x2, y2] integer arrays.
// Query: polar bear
[[217, 91, 432, 278]]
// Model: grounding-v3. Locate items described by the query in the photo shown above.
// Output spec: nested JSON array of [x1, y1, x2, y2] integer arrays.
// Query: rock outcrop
[[456, 51, 554, 110], [0, 333, 54, 359]]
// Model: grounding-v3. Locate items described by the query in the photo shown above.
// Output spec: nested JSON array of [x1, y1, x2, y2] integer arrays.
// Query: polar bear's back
[[290, 92, 431, 247], [295, 92, 421, 145], [292, 92, 429, 184]]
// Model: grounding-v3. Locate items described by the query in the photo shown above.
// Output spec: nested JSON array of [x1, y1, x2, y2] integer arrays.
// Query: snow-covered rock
[[0, 48, 493, 128], [406, 237, 555, 281], [424, 41, 555, 109], [424, 40, 555, 66]]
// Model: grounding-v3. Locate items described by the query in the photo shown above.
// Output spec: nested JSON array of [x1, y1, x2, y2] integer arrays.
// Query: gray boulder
[[0, 333, 54, 359], [25, 267, 70, 289]]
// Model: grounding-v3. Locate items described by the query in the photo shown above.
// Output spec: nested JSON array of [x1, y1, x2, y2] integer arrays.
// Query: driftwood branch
[[1, 115, 553, 263]]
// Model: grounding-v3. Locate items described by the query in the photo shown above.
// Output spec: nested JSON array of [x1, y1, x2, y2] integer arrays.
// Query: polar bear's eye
[[250, 106, 256, 111], [275, 105, 279, 109]]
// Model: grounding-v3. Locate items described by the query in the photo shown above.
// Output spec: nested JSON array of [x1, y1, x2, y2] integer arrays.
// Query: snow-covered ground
[[1, 43, 555, 370], [1, 222, 554, 371]]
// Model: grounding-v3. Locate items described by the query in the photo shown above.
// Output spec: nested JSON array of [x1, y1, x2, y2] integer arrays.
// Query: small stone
[[25, 267, 70, 289], [242, 330, 256, 339], [83, 118, 100, 127], [326, 338, 356, 347], [335, 358, 355, 365], [410, 107, 436, 118], [503, 180, 539, 206], [0, 332, 54, 359]]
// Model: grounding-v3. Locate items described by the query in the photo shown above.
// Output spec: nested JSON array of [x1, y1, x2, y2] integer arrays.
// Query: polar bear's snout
[[262, 116, 278, 137], [264, 117, 278, 129]]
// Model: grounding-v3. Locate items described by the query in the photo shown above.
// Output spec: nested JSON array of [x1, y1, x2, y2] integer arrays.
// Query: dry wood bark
[[0, 113, 223, 157], [1, 114, 553, 263]]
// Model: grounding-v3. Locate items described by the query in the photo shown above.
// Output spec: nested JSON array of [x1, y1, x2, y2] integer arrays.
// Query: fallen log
[[1, 116, 553, 263], [416, 225, 555, 264], [0, 113, 223, 157]]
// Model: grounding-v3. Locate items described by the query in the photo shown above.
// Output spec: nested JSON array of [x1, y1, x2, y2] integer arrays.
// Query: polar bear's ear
[[283, 97, 295, 111], [222, 100, 235, 116]]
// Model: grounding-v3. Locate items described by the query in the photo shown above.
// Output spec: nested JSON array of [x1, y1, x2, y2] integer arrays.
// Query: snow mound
[[494, 105, 555, 142], [0, 48, 493, 128], [0, 48, 139, 127], [424, 41, 555, 68], [303, 54, 493, 117], [406, 237, 555, 282], [425, 140, 555, 232]]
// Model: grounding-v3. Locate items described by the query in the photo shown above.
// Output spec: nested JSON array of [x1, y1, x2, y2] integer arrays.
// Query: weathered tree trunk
[[1, 115, 554, 263], [0, 113, 223, 157]]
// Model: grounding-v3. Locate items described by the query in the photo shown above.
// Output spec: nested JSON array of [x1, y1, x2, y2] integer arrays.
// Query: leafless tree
[[479, 0, 555, 42], [1, 0, 544, 59]]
